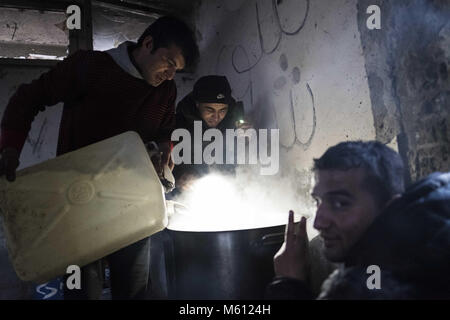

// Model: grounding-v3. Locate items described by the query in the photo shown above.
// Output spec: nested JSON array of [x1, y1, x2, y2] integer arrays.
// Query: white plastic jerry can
[[0, 131, 168, 284]]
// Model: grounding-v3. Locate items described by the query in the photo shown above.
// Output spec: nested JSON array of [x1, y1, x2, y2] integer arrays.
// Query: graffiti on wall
[[215, 0, 316, 150], [26, 117, 48, 157], [231, 0, 309, 73]]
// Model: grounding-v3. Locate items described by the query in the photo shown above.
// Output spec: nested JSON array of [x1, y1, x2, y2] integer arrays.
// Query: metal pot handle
[[258, 232, 285, 247]]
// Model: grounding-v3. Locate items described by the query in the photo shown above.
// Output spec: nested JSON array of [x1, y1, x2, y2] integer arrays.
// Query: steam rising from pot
[[168, 168, 318, 237]]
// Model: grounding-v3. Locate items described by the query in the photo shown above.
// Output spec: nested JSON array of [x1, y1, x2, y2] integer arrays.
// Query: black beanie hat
[[193, 75, 233, 105]]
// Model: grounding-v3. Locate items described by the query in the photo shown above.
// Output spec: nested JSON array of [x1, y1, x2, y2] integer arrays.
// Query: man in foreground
[[266, 140, 407, 299]]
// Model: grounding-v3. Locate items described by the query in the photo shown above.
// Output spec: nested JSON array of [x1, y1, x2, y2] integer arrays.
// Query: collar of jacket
[[344, 172, 450, 273], [105, 41, 144, 80]]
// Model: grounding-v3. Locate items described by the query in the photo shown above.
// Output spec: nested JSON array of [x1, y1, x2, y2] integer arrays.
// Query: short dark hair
[[137, 16, 199, 70], [313, 141, 405, 205]]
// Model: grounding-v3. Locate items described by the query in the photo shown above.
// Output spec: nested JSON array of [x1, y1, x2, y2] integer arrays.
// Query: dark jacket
[[172, 93, 243, 185], [0, 50, 176, 156], [266, 172, 450, 299]]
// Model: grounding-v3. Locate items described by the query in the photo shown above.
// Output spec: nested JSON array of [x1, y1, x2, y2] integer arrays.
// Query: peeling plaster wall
[[0, 7, 68, 59], [177, 0, 377, 214], [358, 0, 450, 182]]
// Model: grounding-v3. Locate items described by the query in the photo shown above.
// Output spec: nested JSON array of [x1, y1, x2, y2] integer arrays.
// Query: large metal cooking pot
[[150, 225, 285, 299]]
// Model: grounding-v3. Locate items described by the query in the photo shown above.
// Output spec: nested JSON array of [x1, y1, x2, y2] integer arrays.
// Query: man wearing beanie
[[172, 75, 248, 193], [177, 75, 242, 130]]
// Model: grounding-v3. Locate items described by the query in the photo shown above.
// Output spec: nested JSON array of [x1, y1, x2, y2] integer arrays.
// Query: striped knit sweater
[[0, 49, 176, 156]]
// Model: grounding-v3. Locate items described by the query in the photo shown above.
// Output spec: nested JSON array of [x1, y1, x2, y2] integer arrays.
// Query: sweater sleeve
[[0, 50, 89, 153], [265, 276, 314, 300], [155, 81, 177, 144]]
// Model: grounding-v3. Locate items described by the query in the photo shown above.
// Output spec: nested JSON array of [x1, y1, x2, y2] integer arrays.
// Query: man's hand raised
[[274, 210, 310, 282]]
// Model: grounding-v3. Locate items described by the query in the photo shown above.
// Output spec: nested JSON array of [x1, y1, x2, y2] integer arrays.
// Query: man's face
[[311, 168, 382, 262], [137, 36, 185, 87], [197, 102, 228, 128]]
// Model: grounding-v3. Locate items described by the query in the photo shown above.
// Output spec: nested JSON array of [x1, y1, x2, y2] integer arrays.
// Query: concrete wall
[[0, 7, 67, 59], [175, 0, 379, 212], [0, 6, 156, 57], [358, 0, 450, 182]]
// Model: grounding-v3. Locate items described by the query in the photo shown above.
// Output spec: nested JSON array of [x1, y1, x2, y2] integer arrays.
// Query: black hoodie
[[172, 93, 243, 186]]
